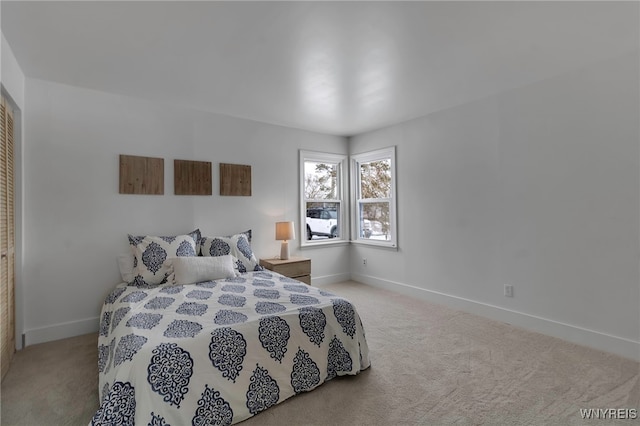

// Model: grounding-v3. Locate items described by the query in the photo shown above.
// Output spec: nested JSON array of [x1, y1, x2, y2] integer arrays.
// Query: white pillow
[[171, 255, 236, 285], [116, 252, 135, 283]]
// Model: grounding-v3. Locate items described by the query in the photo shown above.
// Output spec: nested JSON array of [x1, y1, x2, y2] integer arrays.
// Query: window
[[351, 147, 397, 247], [300, 151, 347, 246]]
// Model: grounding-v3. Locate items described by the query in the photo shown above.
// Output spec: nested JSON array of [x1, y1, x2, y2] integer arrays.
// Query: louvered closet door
[[1, 96, 15, 380]]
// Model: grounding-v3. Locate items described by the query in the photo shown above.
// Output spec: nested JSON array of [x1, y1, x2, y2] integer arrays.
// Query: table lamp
[[275, 221, 295, 260]]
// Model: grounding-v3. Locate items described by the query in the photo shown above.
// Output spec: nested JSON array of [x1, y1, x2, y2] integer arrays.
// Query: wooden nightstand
[[259, 256, 311, 285]]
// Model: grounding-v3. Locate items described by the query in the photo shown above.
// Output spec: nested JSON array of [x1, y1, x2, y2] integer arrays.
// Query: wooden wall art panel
[[220, 163, 252, 196], [174, 159, 212, 195], [119, 154, 164, 195]]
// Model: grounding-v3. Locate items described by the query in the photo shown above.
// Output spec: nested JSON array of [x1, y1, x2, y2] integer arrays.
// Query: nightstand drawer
[[271, 261, 310, 278], [259, 257, 311, 285]]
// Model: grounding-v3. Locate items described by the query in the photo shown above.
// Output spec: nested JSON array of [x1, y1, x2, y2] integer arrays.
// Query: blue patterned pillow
[[200, 231, 263, 273], [128, 229, 201, 287]]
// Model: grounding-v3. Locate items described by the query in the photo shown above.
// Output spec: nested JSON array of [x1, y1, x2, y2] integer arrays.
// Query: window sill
[[349, 239, 398, 251], [300, 239, 350, 249], [299, 239, 398, 251]]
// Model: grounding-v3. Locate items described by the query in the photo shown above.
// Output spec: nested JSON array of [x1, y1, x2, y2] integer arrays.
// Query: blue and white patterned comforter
[[91, 271, 371, 425]]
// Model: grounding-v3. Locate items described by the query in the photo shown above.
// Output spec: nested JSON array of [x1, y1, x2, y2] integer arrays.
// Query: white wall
[[1, 33, 25, 109], [350, 51, 640, 361], [189, 111, 352, 284], [22, 78, 348, 345]]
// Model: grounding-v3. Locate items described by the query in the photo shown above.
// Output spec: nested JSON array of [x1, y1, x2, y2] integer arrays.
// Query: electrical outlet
[[362, 258, 367, 266], [504, 285, 514, 297]]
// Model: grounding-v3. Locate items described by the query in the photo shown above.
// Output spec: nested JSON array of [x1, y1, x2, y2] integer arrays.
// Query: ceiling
[[2, 1, 638, 137]]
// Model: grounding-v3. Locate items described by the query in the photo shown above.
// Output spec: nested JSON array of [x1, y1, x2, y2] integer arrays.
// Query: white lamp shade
[[275, 221, 295, 241]]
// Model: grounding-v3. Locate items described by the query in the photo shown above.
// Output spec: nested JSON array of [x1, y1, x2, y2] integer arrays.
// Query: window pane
[[359, 159, 391, 199], [305, 202, 340, 240], [304, 161, 338, 200], [359, 202, 391, 241]]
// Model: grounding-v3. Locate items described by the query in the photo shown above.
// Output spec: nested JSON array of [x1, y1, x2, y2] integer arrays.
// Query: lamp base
[[280, 240, 290, 260]]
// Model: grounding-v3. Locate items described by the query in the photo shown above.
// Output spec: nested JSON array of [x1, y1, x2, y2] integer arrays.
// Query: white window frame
[[351, 146, 397, 248], [299, 150, 348, 247]]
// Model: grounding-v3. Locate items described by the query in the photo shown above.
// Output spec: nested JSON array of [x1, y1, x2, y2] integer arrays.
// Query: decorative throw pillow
[[170, 255, 236, 285], [200, 231, 263, 273], [128, 229, 201, 287]]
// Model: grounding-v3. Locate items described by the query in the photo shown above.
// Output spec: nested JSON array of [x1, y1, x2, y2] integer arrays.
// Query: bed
[[90, 230, 370, 425]]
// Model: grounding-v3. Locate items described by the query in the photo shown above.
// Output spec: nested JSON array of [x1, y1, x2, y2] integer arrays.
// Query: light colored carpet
[[1, 280, 638, 425]]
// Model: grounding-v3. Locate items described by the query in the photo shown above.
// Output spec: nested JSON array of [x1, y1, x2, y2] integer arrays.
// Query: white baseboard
[[352, 273, 640, 362], [312, 272, 352, 286], [24, 317, 99, 346]]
